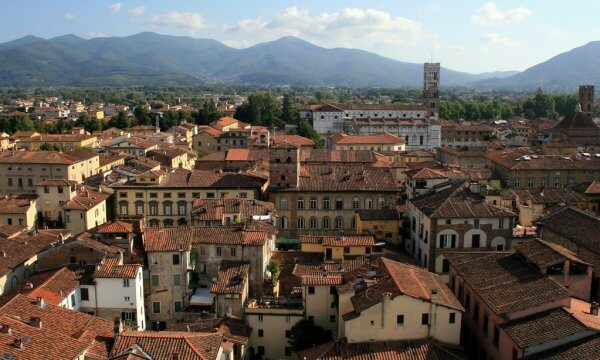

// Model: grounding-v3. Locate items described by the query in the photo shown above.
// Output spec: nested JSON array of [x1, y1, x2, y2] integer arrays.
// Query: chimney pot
[[172, 353, 179, 360], [0, 325, 11, 334], [36, 296, 45, 307]]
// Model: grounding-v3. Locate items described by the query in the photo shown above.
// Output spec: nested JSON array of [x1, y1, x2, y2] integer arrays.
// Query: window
[[58, 186, 64, 194], [528, 178, 535, 188], [172, 254, 180, 265], [474, 219, 480, 229], [309, 216, 318, 229], [152, 301, 161, 314], [352, 197, 360, 210], [322, 216, 330, 229], [150, 193, 158, 198], [163, 201, 172, 215], [285, 315, 291, 323], [119, 201, 128, 215], [351, 217, 356, 229], [335, 198, 343, 210], [297, 217, 305, 229], [135, 201, 144, 215], [421, 313, 429, 325], [439, 234, 456, 248], [329, 315, 336, 323], [151, 255, 158, 265], [472, 234, 481, 248], [493, 326, 500, 347], [173, 274, 181, 286], [483, 313, 489, 334], [308, 286, 315, 295], [178, 201, 186, 215], [80, 288, 89, 301], [335, 216, 343, 229], [43, 186, 49, 193], [297, 198, 304, 209], [123, 279, 130, 287], [124, 296, 130, 302], [449, 312, 456, 324], [397, 314, 404, 326], [149, 201, 158, 215], [257, 346, 265, 355], [365, 198, 373, 210], [442, 259, 450, 273], [499, 218, 504, 229], [174, 301, 183, 312], [163, 193, 172, 198], [310, 197, 317, 209], [344, 247, 350, 254], [216, 247, 222, 256], [285, 347, 292, 357], [323, 197, 330, 209], [258, 314, 264, 323], [279, 198, 288, 210], [258, 329, 264, 337], [151, 275, 159, 286], [474, 302, 480, 322], [231, 247, 237, 257]]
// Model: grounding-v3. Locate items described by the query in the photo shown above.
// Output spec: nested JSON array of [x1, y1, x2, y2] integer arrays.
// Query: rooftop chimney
[[172, 353, 180, 360], [30, 316, 42, 329], [591, 302, 599, 316], [35, 296, 45, 307], [114, 317, 123, 335]]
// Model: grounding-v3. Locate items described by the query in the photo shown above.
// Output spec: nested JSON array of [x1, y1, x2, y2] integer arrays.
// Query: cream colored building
[[112, 169, 268, 227], [192, 126, 223, 155], [337, 258, 463, 345], [330, 132, 406, 152], [36, 179, 109, 235], [16, 133, 98, 150], [0, 194, 38, 229], [245, 301, 303, 359], [300, 235, 376, 261], [0, 149, 100, 194]]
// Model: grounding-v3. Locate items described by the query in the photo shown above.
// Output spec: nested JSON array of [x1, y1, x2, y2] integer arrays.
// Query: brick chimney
[[30, 316, 42, 329]]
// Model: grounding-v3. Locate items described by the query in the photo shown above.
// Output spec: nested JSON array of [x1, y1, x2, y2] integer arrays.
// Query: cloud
[[471, 2, 531, 26], [128, 6, 146, 17], [224, 7, 428, 51], [548, 30, 565, 39], [479, 46, 489, 53], [146, 12, 209, 34], [482, 33, 518, 47], [222, 39, 252, 48], [64, 13, 76, 22], [109, 3, 122, 13]]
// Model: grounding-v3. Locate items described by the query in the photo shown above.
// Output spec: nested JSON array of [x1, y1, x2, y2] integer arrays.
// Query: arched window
[[24, 268, 31, 279], [149, 219, 159, 227], [378, 197, 386, 209], [352, 197, 360, 210], [164, 219, 174, 227], [279, 198, 288, 210], [119, 201, 128, 216], [335, 216, 344, 229], [279, 216, 289, 229], [322, 216, 331, 230], [149, 201, 159, 215], [297, 197, 304, 210], [135, 201, 144, 215], [309, 217, 318, 229], [297, 217, 305, 229], [365, 198, 373, 210], [163, 201, 173, 215], [177, 218, 187, 226], [322, 196, 330, 210], [177, 201, 187, 215], [309, 197, 318, 210]]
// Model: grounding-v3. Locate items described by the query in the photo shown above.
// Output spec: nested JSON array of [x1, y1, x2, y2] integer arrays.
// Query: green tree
[[296, 121, 323, 148], [134, 106, 153, 126], [107, 111, 131, 129], [288, 319, 332, 353], [281, 94, 294, 124]]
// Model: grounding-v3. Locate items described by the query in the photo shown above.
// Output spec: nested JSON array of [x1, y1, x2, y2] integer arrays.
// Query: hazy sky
[[1, 1, 597, 73]]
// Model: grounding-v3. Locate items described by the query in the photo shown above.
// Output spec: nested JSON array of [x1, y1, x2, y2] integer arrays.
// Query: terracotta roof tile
[[210, 261, 249, 294], [0, 194, 36, 214], [96, 220, 134, 234], [332, 132, 405, 145], [93, 257, 140, 279], [515, 238, 590, 268], [190, 198, 275, 222], [111, 331, 223, 360], [540, 206, 600, 255], [300, 235, 375, 247], [445, 252, 570, 316]]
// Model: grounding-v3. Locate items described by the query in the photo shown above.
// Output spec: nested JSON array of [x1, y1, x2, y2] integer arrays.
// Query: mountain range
[[0, 32, 593, 89]]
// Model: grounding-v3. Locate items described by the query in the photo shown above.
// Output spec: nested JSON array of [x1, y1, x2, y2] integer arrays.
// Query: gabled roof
[[96, 220, 134, 234], [0, 194, 36, 214], [444, 252, 570, 316], [540, 206, 600, 255], [515, 238, 590, 269], [93, 257, 140, 279], [0, 267, 79, 307], [300, 235, 375, 247], [410, 182, 516, 219], [405, 167, 448, 180], [110, 331, 223, 360], [299, 338, 466, 360], [331, 132, 405, 145]]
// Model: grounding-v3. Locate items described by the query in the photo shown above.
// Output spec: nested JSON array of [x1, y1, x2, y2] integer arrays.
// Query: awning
[[190, 287, 215, 306], [276, 237, 300, 244]]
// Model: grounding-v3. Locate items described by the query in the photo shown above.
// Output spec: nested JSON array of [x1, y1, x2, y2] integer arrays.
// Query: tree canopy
[[288, 319, 332, 353]]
